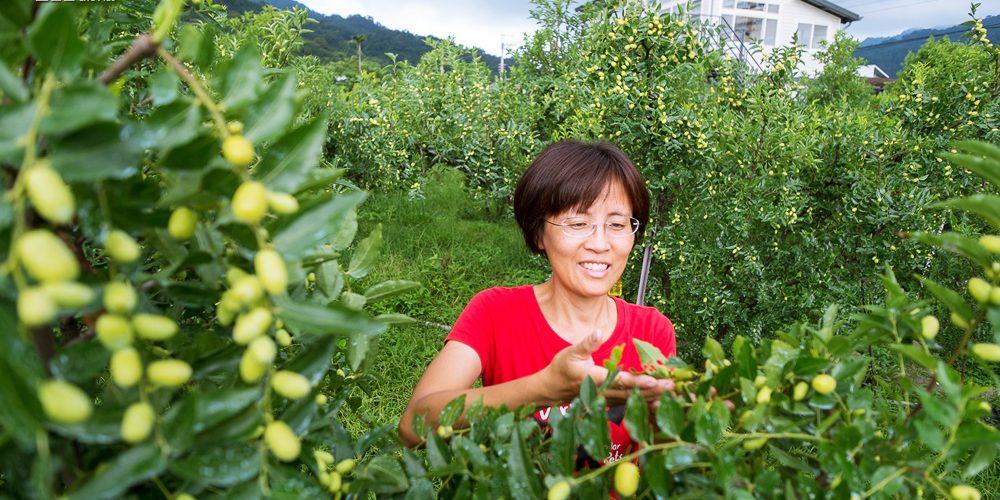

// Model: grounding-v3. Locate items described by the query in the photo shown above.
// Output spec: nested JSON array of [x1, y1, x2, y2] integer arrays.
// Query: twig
[[98, 33, 158, 85]]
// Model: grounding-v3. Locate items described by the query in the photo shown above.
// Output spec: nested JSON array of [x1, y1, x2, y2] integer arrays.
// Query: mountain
[[217, 0, 502, 71], [854, 15, 1000, 78]]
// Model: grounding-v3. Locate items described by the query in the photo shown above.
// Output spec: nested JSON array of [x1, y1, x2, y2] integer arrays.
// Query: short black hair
[[513, 140, 649, 254]]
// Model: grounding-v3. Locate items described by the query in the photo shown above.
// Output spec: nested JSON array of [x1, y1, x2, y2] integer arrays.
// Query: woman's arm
[[398, 333, 672, 447]]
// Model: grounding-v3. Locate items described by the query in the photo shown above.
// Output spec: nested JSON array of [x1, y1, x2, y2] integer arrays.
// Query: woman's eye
[[608, 223, 627, 231], [569, 223, 590, 230]]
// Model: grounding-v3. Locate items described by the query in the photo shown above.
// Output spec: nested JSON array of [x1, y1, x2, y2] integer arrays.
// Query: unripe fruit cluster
[[16, 230, 95, 327], [231, 181, 299, 225]]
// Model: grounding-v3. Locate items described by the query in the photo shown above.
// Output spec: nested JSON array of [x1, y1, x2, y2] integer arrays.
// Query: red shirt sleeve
[[445, 289, 495, 371]]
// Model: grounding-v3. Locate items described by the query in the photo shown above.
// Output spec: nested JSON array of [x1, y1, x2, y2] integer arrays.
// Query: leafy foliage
[[3, 0, 1000, 497]]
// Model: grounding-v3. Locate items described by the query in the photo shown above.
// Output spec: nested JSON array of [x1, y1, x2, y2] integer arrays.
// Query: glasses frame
[[544, 217, 640, 239]]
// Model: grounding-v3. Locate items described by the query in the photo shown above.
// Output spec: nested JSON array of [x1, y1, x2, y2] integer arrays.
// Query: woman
[[398, 140, 677, 462]]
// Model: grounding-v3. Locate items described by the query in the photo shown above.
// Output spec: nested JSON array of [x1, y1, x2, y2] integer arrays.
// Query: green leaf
[[244, 73, 299, 144], [917, 388, 957, 428], [703, 337, 725, 364], [937, 195, 1000, 228], [655, 394, 684, 439], [357, 455, 409, 494], [159, 133, 218, 171], [328, 206, 358, 251], [0, 61, 28, 102], [170, 442, 260, 487], [178, 22, 216, 71], [272, 191, 367, 260], [281, 392, 319, 435], [664, 446, 697, 470], [0, 307, 45, 450], [141, 101, 205, 153], [0, 197, 12, 231], [425, 433, 454, 474], [220, 45, 263, 112], [348, 224, 383, 279], [149, 66, 180, 106], [284, 336, 337, 384], [733, 336, 757, 380], [273, 295, 387, 337], [948, 141, 1000, 186], [575, 403, 609, 461], [374, 313, 418, 325], [917, 276, 973, 321], [162, 386, 262, 452], [257, 118, 328, 194], [364, 280, 421, 302], [506, 424, 543, 499], [624, 391, 652, 444], [348, 333, 370, 371], [964, 443, 998, 478], [439, 394, 466, 427], [68, 444, 167, 500], [49, 123, 141, 181], [40, 81, 117, 136], [548, 405, 576, 476], [767, 444, 816, 474], [911, 231, 993, 268], [51, 405, 125, 444], [0, 102, 35, 160], [48, 340, 110, 385], [888, 344, 936, 371], [26, 5, 86, 77]]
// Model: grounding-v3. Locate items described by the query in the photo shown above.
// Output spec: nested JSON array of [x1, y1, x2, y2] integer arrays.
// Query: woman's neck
[[533, 281, 616, 345]]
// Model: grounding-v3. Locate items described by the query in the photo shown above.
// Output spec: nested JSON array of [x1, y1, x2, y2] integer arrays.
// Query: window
[[811, 25, 828, 48], [737, 1, 766, 11], [722, 13, 734, 28], [764, 19, 777, 46], [795, 23, 829, 49], [735, 16, 763, 42], [767, 4, 779, 13], [723, 0, 735, 8]]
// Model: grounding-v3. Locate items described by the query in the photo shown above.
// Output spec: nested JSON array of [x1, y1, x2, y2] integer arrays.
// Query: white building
[[660, 0, 861, 73]]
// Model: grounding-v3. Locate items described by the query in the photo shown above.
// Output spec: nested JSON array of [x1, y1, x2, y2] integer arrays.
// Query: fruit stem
[[723, 431, 831, 443], [860, 466, 908, 499], [572, 440, 701, 486], [156, 46, 229, 139], [6, 73, 57, 335]]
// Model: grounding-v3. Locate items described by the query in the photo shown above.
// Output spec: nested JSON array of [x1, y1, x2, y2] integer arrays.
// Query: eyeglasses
[[545, 216, 640, 239]]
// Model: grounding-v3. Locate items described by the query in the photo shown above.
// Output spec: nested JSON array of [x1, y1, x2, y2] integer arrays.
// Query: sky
[[295, 0, 998, 57]]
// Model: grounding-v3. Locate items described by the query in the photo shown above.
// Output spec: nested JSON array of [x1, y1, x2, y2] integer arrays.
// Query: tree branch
[[98, 33, 158, 85]]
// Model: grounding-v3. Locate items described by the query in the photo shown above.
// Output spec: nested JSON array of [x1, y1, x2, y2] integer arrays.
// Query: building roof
[[802, 0, 862, 24]]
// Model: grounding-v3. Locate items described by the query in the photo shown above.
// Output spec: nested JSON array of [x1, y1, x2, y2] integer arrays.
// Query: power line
[[854, 20, 1000, 49]]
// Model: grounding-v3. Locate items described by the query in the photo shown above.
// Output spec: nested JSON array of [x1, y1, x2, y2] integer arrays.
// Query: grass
[[337, 167, 549, 434]]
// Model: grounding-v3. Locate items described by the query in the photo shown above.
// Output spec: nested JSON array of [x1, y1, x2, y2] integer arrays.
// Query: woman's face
[[538, 181, 635, 300]]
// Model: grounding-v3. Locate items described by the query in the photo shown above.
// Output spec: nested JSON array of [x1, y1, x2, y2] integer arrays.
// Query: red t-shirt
[[445, 285, 677, 464]]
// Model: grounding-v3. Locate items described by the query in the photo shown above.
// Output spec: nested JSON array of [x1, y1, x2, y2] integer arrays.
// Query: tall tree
[[351, 34, 365, 73]]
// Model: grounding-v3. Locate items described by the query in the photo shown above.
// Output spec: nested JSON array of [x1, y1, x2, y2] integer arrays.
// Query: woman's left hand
[[602, 371, 675, 405]]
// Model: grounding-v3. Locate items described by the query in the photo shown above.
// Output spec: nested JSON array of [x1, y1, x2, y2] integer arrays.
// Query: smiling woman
[[398, 140, 678, 463]]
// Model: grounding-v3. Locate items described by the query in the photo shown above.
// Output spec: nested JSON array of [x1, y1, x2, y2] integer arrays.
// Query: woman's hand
[[538, 333, 675, 405]]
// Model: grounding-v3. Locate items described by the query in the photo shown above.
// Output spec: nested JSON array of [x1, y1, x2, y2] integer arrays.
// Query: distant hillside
[[217, 0, 502, 71], [854, 15, 1000, 78]]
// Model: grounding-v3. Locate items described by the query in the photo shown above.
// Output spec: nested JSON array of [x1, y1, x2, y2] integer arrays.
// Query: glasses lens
[[561, 218, 593, 238]]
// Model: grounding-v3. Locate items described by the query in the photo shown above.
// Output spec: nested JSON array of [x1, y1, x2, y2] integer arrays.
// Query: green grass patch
[[338, 167, 549, 434]]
